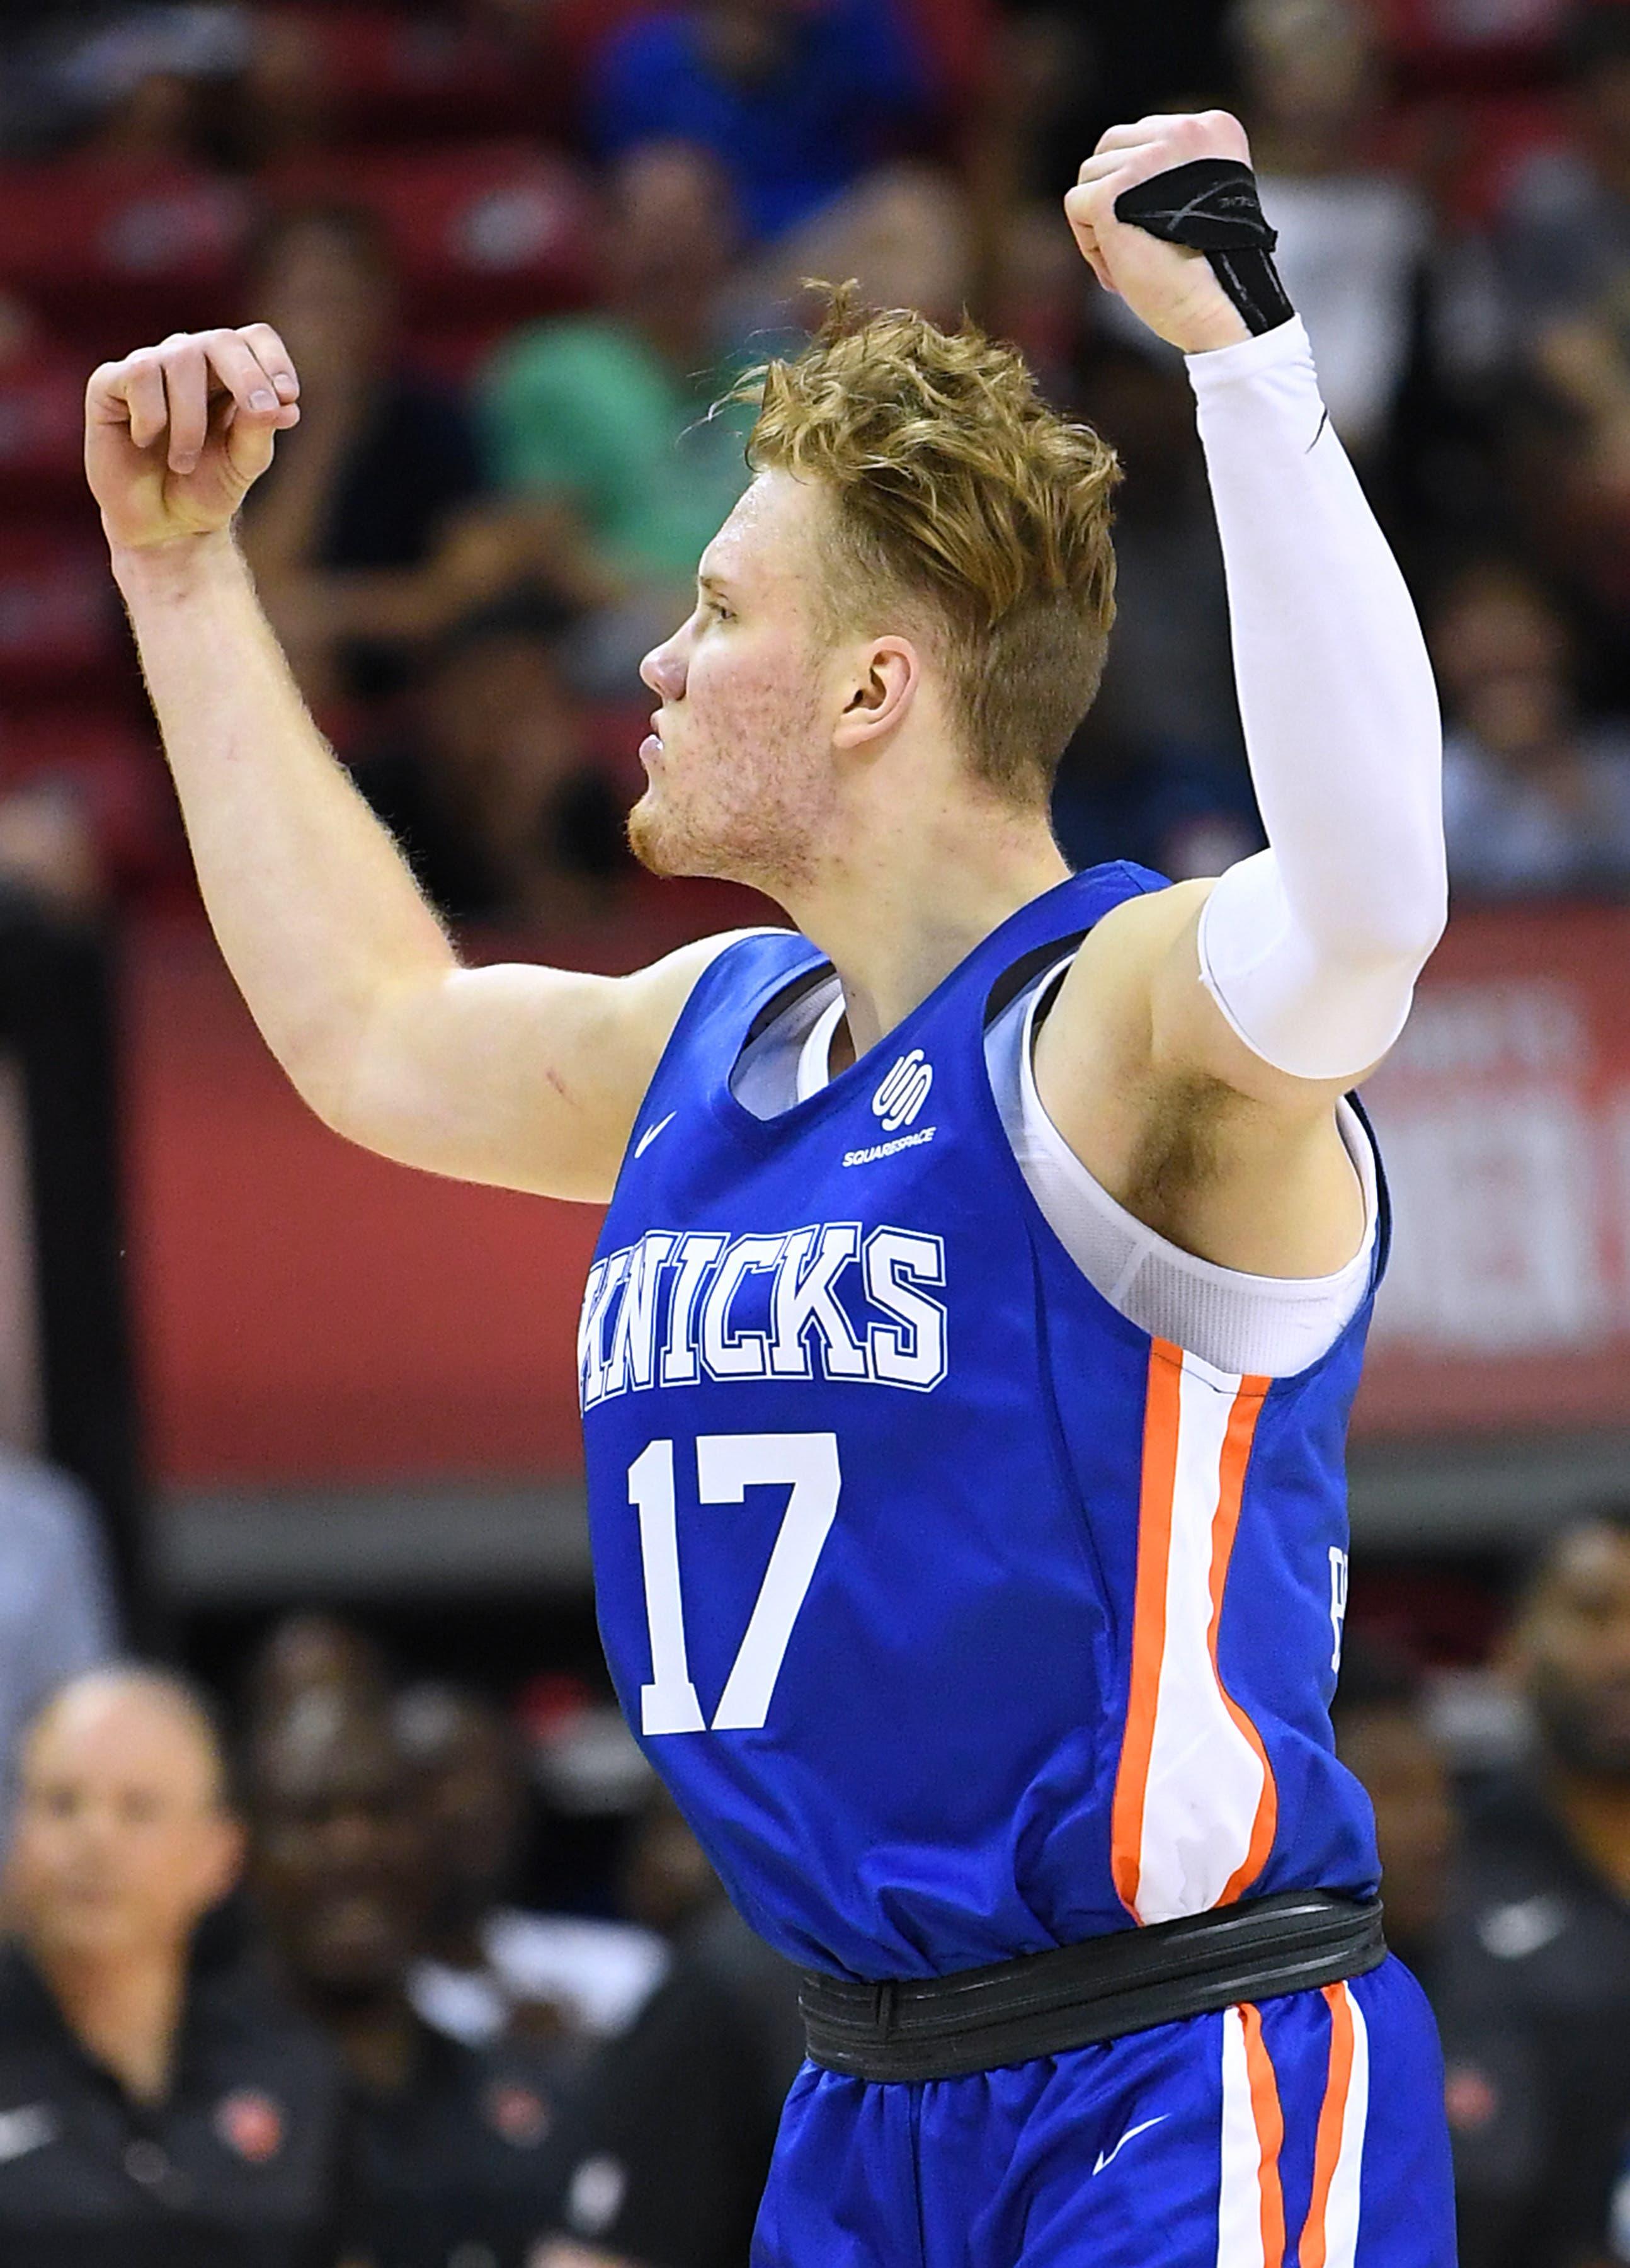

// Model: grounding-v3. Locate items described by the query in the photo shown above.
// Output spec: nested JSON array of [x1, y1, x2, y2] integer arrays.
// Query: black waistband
[[798, 1892, 1386, 2082]]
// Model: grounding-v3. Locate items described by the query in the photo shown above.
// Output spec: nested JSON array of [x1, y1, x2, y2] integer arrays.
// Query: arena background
[[3, 1, 1630, 2261]]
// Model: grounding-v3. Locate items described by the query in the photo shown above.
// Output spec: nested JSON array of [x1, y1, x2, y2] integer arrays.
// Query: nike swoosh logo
[[1092, 2114, 1168, 2175], [633, 1112, 676, 1160]]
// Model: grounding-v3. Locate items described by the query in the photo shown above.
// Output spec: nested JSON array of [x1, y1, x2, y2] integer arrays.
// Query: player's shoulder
[[613, 924, 812, 1060], [1027, 869, 1201, 1101], [625, 924, 806, 1002], [1065, 870, 1207, 977]]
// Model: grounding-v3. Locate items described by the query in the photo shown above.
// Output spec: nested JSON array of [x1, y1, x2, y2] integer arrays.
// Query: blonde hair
[[726, 282, 1120, 805]]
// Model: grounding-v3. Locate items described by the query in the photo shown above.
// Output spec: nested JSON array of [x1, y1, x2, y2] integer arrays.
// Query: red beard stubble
[[625, 664, 832, 896]]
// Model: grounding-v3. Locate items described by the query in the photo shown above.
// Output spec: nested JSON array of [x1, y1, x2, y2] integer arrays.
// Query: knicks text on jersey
[[580, 866, 1384, 1983]]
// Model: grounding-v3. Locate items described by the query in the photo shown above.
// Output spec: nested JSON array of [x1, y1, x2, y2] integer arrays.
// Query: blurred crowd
[[0, 1515, 808, 2268], [5, 0, 1630, 927], [7, 1486, 1630, 2264], [7, 2, 1630, 2264]]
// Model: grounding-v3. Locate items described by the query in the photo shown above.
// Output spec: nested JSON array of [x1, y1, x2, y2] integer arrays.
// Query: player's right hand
[[86, 325, 301, 552]]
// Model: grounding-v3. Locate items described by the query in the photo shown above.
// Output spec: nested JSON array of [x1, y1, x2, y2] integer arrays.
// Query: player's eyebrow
[[697, 570, 733, 598]]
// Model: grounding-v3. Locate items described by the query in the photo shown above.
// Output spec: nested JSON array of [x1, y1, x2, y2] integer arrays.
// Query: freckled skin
[[630, 472, 844, 895]]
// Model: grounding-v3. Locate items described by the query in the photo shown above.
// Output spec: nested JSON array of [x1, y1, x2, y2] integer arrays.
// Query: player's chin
[[626, 789, 715, 881]]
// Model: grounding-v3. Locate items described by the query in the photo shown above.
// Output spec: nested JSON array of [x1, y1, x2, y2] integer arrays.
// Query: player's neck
[[786, 802, 1068, 1061]]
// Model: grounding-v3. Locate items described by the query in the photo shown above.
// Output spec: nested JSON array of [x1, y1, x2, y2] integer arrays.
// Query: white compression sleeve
[[1185, 317, 1447, 1082]]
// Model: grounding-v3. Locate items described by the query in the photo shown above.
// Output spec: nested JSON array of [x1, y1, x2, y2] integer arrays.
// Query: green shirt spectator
[[479, 316, 755, 588]]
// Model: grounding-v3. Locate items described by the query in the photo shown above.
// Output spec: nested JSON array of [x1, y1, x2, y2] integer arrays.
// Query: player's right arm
[[88, 327, 739, 1203]]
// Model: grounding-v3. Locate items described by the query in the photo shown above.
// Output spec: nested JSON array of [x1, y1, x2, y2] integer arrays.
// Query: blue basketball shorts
[[751, 1957, 1454, 2267]]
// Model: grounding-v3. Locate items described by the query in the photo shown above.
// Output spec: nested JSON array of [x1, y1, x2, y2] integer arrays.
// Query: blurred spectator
[[618, 1789, 803, 2099], [1495, 4, 1630, 655], [0, 4, 245, 163], [973, 9, 1116, 210], [232, 10, 332, 173], [244, 1610, 392, 1726], [63, 52, 224, 171], [479, 142, 755, 700], [588, 0, 932, 245], [1430, 556, 1630, 895], [0, 784, 106, 923], [532, 1946, 789, 2268], [1498, 3, 1630, 391], [967, 0, 1236, 240], [978, 192, 1093, 404], [249, 1685, 567, 2268], [1433, 1512, 1630, 2268], [1233, 0, 1431, 459], [731, 158, 974, 346], [1052, 343, 1260, 881], [352, 600, 641, 927], [239, 203, 527, 724], [398, 1681, 666, 2051], [535, 1794, 803, 2268], [1330, 1630, 1457, 1996], [1613, 2124, 1630, 2265], [0, 1452, 118, 1858], [616, 1785, 722, 1944], [0, 1667, 348, 2267]]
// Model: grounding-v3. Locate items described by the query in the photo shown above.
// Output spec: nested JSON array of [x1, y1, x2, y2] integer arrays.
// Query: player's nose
[[639, 634, 686, 704]]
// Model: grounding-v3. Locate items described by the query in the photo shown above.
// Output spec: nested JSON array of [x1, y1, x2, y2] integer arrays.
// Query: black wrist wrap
[[1112, 158, 1294, 337]]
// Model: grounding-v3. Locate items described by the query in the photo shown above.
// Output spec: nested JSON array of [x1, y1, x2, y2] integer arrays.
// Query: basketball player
[[86, 107, 1454, 2265]]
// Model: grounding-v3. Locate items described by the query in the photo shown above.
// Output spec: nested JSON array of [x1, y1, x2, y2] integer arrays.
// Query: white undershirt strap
[[797, 991, 849, 1104], [993, 959, 1376, 1378]]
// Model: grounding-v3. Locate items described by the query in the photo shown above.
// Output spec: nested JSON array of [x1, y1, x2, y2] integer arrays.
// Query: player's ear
[[832, 637, 918, 751]]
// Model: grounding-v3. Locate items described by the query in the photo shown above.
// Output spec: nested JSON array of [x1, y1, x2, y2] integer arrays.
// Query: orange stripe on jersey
[[1211, 1375, 1278, 1904], [1240, 2003, 1287, 2267], [1110, 1337, 1184, 1918], [1301, 1983, 1357, 2268]]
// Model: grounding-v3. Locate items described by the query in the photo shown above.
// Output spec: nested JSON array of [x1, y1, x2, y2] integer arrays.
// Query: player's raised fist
[[86, 325, 300, 553], [1064, 110, 1255, 355]]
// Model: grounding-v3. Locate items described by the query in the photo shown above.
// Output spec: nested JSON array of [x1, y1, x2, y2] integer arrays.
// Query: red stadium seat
[[546, 0, 663, 79], [1372, 0, 1571, 88], [255, 7, 571, 145], [0, 705, 179, 891], [0, 347, 86, 500], [898, 0, 998, 120], [1443, 90, 1570, 226], [0, 530, 122, 695], [0, 159, 251, 360], [413, 323, 520, 385], [1389, 88, 1570, 226], [265, 142, 601, 326]]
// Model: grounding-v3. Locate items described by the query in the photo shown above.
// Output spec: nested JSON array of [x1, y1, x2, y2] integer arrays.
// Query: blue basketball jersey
[[579, 865, 1383, 1981]]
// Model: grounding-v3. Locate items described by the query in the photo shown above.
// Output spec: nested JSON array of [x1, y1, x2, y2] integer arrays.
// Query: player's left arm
[[1038, 110, 1445, 1263]]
